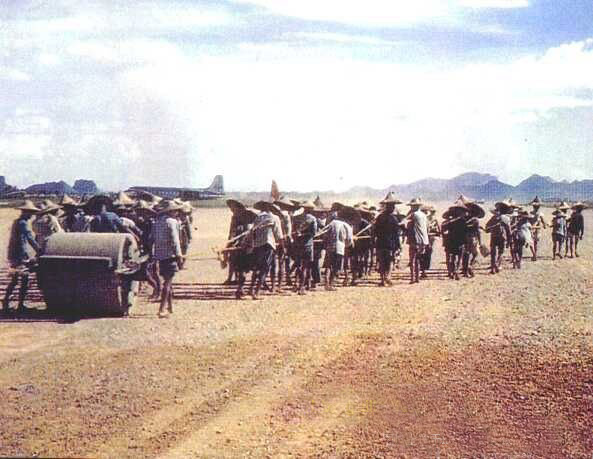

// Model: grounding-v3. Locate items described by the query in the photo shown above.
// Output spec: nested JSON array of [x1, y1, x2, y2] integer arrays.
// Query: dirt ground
[[1, 206, 592, 458]]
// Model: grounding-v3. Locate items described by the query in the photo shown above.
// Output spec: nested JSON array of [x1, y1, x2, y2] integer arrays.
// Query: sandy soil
[[1, 206, 592, 458]]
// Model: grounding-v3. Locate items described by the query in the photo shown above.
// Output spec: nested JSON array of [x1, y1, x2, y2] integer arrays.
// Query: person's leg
[[159, 277, 172, 317], [408, 245, 416, 283], [146, 262, 160, 299], [461, 244, 469, 276], [384, 252, 393, 286], [490, 243, 497, 274], [17, 274, 30, 311], [377, 250, 386, 286], [150, 261, 161, 297], [235, 272, 245, 299], [516, 244, 523, 269], [254, 246, 272, 299], [311, 251, 321, 289], [269, 252, 277, 291], [167, 278, 174, 313], [454, 247, 463, 280], [277, 251, 284, 291], [575, 235, 580, 257], [2, 272, 19, 310]]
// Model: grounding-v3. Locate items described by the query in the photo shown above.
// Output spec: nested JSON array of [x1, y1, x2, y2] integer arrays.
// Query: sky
[[1, 0, 593, 192]]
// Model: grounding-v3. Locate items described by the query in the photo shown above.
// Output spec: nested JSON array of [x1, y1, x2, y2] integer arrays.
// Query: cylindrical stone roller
[[37, 233, 141, 317]]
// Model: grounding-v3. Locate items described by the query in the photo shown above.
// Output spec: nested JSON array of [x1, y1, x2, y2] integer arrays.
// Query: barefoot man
[[152, 200, 183, 318], [3, 201, 41, 313]]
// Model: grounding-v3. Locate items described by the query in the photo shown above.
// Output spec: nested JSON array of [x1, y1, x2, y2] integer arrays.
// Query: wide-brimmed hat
[[135, 200, 156, 214], [406, 197, 423, 207], [313, 195, 325, 209], [331, 202, 345, 212], [156, 200, 182, 214], [84, 195, 114, 215], [337, 205, 362, 225], [37, 200, 63, 215], [557, 201, 570, 211], [381, 192, 403, 205], [450, 198, 468, 211], [60, 195, 79, 207], [572, 201, 587, 210], [353, 203, 375, 220], [552, 209, 565, 216], [466, 202, 485, 219], [239, 208, 258, 225], [456, 194, 475, 205], [300, 200, 316, 210], [254, 200, 283, 219], [181, 202, 194, 214], [530, 196, 542, 206], [442, 205, 467, 220], [226, 199, 246, 214], [274, 197, 299, 212], [17, 200, 41, 213], [113, 191, 135, 207], [494, 199, 513, 215]]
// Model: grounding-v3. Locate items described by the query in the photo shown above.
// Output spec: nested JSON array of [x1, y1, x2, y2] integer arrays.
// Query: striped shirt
[[252, 212, 284, 250], [151, 215, 182, 261], [323, 219, 353, 255]]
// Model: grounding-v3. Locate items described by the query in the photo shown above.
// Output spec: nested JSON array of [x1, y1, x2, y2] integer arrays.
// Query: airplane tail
[[270, 180, 280, 201], [207, 175, 224, 194]]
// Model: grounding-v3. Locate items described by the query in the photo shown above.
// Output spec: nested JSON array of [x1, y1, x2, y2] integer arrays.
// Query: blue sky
[[1, 0, 592, 191]]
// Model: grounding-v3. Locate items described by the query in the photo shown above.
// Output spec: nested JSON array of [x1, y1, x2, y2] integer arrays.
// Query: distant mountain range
[[378, 172, 593, 202], [23, 179, 100, 195], [3, 172, 593, 204], [232, 172, 593, 204]]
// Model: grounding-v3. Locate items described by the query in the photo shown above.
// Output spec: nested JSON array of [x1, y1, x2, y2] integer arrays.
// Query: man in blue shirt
[[91, 203, 128, 233], [3, 201, 41, 312]]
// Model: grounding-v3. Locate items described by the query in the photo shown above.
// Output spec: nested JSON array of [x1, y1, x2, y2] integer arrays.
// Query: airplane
[[127, 175, 225, 201]]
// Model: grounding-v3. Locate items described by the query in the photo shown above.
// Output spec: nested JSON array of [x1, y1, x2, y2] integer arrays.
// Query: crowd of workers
[[2, 190, 587, 317]]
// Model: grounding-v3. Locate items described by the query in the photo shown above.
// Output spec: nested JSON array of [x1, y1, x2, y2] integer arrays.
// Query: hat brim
[[465, 202, 485, 219], [337, 206, 362, 225], [37, 205, 63, 215], [442, 206, 467, 219], [226, 199, 246, 213], [381, 198, 403, 205], [238, 208, 258, 225], [274, 199, 299, 211], [83, 195, 114, 215]]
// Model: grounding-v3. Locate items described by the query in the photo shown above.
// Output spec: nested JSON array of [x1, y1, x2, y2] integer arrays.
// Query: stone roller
[[37, 233, 145, 316]]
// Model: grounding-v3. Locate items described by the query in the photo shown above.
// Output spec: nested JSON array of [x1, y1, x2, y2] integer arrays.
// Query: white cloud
[[113, 36, 593, 190], [292, 32, 402, 47], [231, 0, 527, 26], [459, 0, 528, 8], [0, 66, 31, 81]]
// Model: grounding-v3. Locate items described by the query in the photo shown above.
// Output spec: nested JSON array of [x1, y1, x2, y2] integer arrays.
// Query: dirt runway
[[1, 207, 592, 458]]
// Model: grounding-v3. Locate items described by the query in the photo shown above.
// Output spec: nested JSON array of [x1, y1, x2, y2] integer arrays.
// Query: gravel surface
[[0, 207, 592, 458]]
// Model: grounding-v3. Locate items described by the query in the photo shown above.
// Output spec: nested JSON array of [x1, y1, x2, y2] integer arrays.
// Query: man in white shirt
[[249, 201, 284, 300], [406, 198, 429, 284], [323, 214, 354, 291], [151, 201, 183, 317]]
